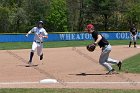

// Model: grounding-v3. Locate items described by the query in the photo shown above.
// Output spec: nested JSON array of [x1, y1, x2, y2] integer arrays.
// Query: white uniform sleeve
[[30, 27, 36, 33], [43, 29, 48, 36]]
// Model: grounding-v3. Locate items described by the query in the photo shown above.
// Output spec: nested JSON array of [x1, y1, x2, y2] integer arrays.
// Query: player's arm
[[26, 30, 32, 37], [136, 29, 138, 35], [94, 34, 102, 44], [89, 34, 102, 48], [130, 33, 133, 37], [42, 35, 48, 38], [42, 30, 48, 38], [26, 28, 34, 37], [130, 28, 134, 37]]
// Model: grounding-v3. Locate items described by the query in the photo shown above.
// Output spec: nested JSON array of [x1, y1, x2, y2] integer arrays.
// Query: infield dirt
[[0, 45, 140, 89]]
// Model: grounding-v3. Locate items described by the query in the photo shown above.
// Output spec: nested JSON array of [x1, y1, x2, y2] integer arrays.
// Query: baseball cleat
[[117, 61, 122, 70], [28, 60, 32, 64], [40, 54, 43, 60], [106, 69, 118, 75], [134, 46, 137, 48], [26, 62, 32, 67]]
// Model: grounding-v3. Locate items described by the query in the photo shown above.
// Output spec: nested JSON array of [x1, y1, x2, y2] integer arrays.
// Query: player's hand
[[38, 34, 43, 38], [25, 34, 28, 37]]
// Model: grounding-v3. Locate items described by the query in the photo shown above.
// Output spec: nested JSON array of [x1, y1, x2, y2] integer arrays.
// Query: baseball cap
[[86, 24, 94, 29]]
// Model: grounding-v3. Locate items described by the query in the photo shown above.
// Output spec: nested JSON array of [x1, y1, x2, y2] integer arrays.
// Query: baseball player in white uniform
[[26, 21, 48, 64]]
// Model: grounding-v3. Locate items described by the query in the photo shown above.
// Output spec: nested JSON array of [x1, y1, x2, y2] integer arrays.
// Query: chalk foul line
[[0, 81, 140, 85]]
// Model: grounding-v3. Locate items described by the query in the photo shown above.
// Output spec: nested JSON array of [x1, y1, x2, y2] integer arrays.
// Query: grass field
[[113, 53, 140, 74], [0, 88, 140, 93], [0, 40, 140, 50], [121, 53, 140, 73]]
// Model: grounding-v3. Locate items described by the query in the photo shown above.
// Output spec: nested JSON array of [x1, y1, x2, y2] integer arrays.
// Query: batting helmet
[[38, 21, 44, 25], [86, 24, 94, 30]]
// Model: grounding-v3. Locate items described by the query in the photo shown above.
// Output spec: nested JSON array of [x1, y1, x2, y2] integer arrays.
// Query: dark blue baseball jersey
[[92, 31, 109, 48], [130, 27, 137, 35]]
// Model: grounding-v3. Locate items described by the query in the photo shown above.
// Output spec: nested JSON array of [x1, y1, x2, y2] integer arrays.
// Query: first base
[[40, 79, 58, 84]]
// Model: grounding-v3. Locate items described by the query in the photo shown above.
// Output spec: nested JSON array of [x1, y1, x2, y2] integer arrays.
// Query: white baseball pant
[[130, 34, 137, 42], [99, 44, 119, 71], [31, 41, 43, 56]]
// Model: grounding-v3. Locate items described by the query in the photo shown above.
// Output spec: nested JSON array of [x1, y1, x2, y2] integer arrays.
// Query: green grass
[[121, 53, 140, 73], [113, 53, 140, 73], [0, 88, 139, 93], [0, 40, 139, 50]]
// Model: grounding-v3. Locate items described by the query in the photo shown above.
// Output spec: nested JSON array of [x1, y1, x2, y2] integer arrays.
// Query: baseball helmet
[[86, 24, 94, 29], [38, 21, 44, 25]]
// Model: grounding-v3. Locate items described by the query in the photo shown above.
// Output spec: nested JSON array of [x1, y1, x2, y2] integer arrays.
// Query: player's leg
[[107, 58, 122, 70], [37, 43, 43, 60], [103, 45, 122, 70], [99, 45, 121, 74], [104, 45, 122, 70], [129, 35, 133, 47], [129, 41, 132, 47], [28, 42, 37, 64], [134, 35, 137, 48], [99, 45, 114, 74]]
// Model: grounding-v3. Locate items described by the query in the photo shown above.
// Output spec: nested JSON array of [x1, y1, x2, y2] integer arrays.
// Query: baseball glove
[[86, 44, 96, 52]]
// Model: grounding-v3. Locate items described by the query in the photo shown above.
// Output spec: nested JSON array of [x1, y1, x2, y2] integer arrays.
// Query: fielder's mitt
[[86, 44, 96, 52]]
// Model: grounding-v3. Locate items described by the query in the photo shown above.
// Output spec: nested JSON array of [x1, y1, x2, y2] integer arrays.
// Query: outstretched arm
[[26, 30, 32, 37]]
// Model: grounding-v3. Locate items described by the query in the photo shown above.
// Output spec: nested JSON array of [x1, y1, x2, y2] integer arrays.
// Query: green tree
[[0, 6, 10, 32], [0, 0, 28, 33], [84, 0, 119, 31], [66, 0, 80, 32], [25, 0, 48, 27], [124, 0, 140, 25], [47, 0, 68, 32], [10, 7, 28, 33]]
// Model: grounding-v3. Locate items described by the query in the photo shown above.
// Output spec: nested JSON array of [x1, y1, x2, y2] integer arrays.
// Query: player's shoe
[[40, 54, 43, 60], [28, 60, 32, 64], [27, 61, 33, 67], [106, 69, 118, 75], [117, 61, 122, 70]]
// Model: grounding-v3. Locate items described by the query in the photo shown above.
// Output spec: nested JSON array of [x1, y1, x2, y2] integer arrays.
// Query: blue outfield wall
[[0, 32, 140, 42]]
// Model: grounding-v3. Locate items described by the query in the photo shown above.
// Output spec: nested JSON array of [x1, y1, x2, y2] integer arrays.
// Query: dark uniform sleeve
[[92, 31, 99, 39], [130, 28, 132, 33]]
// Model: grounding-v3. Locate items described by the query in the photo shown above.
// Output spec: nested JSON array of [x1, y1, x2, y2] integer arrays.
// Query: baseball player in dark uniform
[[86, 24, 122, 74], [129, 24, 138, 48]]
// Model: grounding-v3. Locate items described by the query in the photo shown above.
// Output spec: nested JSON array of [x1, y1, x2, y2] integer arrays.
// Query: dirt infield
[[0, 45, 140, 89]]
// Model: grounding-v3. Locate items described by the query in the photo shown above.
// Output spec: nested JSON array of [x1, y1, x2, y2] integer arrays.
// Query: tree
[[124, 0, 140, 26], [10, 7, 28, 33], [84, 0, 119, 31], [47, 0, 68, 32], [0, 0, 29, 32], [25, 0, 48, 26], [0, 6, 10, 32], [66, 0, 80, 32]]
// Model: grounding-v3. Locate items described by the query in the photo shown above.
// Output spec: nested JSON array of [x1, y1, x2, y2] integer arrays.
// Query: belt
[[34, 40, 43, 43], [102, 44, 109, 48]]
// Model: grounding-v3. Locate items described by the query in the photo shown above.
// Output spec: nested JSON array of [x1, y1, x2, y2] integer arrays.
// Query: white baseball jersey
[[30, 27, 48, 42]]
